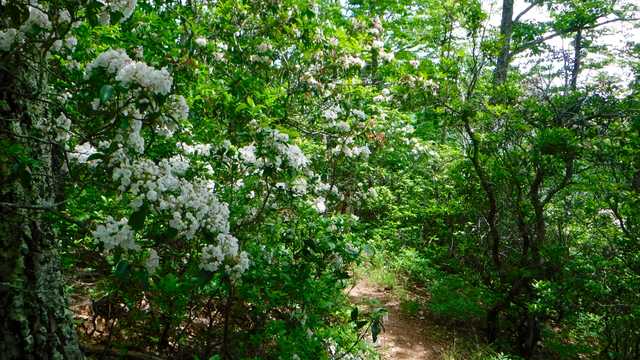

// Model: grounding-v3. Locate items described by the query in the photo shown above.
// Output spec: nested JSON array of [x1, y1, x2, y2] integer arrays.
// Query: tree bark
[[570, 29, 583, 91], [494, 0, 515, 85], [0, 52, 83, 359]]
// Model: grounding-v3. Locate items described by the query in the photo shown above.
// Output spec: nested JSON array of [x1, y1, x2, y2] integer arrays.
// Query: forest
[[1, 0, 639, 359]]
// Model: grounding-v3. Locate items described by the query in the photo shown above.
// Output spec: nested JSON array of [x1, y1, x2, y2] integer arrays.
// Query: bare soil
[[347, 277, 446, 360]]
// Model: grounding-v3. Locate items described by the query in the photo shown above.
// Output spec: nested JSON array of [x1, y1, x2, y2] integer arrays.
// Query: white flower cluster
[[86, 49, 131, 75], [330, 136, 371, 158], [92, 216, 139, 251], [312, 197, 327, 213], [69, 142, 99, 164], [86, 49, 173, 95], [351, 109, 367, 120], [177, 142, 212, 156], [373, 88, 391, 103], [238, 129, 310, 171], [334, 121, 350, 132], [284, 144, 310, 170], [54, 113, 72, 142], [116, 62, 172, 95], [164, 95, 189, 121], [112, 155, 230, 238], [292, 178, 308, 195], [249, 54, 272, 65], [21, 6, 52, 31], [106, 0, 137, 22], [195, 37, 208, 47], [257, 42, 272, 52], [340, 55, 366, 69], [323, 105, 341, 121], [145, 249, 160, 273], [239, 145, 257, 164], [128, 119, 145, 153], [200, 233, 250, 281], [59, 9, 71, 23]]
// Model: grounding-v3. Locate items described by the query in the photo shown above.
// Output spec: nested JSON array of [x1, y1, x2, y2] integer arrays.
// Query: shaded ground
[[347, 277, 446, 360]]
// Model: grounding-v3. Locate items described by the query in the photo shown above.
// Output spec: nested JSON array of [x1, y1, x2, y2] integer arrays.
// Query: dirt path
[[347, 277, 444, 360]]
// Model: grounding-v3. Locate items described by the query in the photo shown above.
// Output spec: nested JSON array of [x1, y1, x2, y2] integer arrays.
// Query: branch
[[542, 157, 574, 206], [0, 201, 90, 229], [609, 202, 635, 241], [514, 1, 541, 23], [512, 17, 640, 56]]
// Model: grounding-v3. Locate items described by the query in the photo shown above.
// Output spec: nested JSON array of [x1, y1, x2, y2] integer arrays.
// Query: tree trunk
[[494, 0, 515, 85], [570, 29, 583, 91], [0, 53, 83, 359]]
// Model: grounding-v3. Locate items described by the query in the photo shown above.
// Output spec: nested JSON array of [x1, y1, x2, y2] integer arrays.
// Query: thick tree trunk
[[494, 0, 515, 85], [0, 56, 83, 359]]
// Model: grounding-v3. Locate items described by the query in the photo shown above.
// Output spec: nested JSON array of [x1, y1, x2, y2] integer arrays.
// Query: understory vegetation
[[1, 0, 639, 359]]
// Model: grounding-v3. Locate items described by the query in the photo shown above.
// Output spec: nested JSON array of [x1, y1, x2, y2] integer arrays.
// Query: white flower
[[257, 43, 272, 52], [145, 249, 160, 273], [21, 6, 52, 31], [195, 37, 207, 47], [86, 49, 132, 77], [380, 50, 394, 61], [167, 95, 189, 121], [146, 189, 158, 202], [59, 10, 72, 23], [335, 121, 350, 132], [351, 109, 367, 120], [52, 39, 63, 52], [285, 145, 309, 169], [107, 0, 137, 22], [373, 94, 387, 103], [91, 98, 101, 110], [200, 233, 249, 281], [69, 142, 99, 164], [352, 145, 371, 158], [372, 40, 384, 49], [401, 124, 415, 134], [292, 178, 308, 195], [178, 142, 211, 156], [93, 217, 139, 251], [323, 106, 341, 121], [341, 55, 366, 69], [128, 119, 145, 154], [313, 197, 326, 213], [65, 36, 77, 50], [55, 113, 72, 143], [239, 145, 257, 165], [116, 62, 173, 95]]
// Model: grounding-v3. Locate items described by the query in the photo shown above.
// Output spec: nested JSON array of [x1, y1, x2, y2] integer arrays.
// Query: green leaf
[[351, 306, 359, 322], [371, 320, 381, 342], [129, 204, 148, 231], [99, 84, 114, 103], [114, 260, 129, 278], [86, 152, 104, 161]]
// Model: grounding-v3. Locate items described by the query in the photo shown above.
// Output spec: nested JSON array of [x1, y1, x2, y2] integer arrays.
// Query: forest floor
[[347, 273, 446, 359]]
